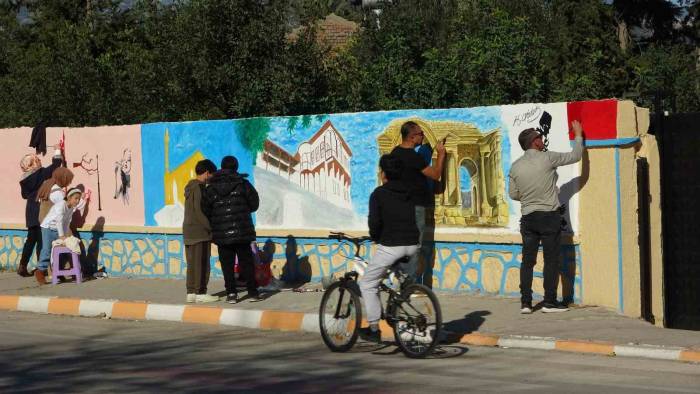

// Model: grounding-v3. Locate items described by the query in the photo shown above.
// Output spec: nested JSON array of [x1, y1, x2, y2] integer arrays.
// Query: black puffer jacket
[[368, 180, 419, 246], [201, 169, 259, 245]]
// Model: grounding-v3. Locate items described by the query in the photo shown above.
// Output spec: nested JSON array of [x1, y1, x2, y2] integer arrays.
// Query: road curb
[[2, 294, 698, 363]]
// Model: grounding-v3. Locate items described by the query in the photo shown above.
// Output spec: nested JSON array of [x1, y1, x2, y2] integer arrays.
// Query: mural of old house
[[257, 120, 352, 211]]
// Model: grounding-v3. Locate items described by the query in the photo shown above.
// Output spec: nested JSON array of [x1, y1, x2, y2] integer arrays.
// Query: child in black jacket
[[359, 154, 420, 342]]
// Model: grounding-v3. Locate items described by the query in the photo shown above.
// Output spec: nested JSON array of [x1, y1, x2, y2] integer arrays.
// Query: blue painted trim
[[570, 137, 640, 148], [614, 148, 624, 312]]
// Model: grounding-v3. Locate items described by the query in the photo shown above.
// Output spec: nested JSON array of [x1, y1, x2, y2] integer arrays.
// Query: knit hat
[[518, 128, 541, 151]]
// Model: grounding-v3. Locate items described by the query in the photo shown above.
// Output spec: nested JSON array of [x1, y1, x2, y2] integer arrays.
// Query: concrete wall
[[0, 99, 659, 315], [578, 101, 663, 320]]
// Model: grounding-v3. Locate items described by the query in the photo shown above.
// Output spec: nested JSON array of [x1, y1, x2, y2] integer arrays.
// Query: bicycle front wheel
[[319, 280, 362, 352], [392, 283, 442, 358]]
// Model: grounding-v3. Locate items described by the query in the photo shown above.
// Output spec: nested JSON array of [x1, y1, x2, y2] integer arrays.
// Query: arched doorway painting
[[377, 118, 508, 227]]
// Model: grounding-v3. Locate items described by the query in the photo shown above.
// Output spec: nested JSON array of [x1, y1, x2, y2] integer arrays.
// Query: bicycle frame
[[332, 271, 359, 320]]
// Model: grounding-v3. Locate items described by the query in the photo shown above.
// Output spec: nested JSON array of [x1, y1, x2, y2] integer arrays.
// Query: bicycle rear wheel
[[319, 280, 362, 352], [392, 283, 442, 358]]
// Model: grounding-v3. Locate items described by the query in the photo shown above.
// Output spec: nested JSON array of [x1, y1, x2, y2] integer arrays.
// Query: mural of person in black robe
[[114, 148, 131, 204]]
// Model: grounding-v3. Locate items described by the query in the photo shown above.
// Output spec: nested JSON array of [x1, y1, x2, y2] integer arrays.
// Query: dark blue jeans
[[520, 211, 561, 305]]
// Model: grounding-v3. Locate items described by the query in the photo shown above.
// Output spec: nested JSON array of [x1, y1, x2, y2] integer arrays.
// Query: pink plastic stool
[[51, 246, 82, 285]]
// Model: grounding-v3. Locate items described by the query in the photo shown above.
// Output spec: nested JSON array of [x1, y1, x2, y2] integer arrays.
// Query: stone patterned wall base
[[0, 230, 581, 302]]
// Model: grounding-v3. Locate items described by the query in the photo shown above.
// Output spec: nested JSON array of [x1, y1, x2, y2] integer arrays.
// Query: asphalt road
[[0, 311, 698, 393]]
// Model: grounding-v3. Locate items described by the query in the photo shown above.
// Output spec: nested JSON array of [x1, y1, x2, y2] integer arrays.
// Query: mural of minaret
[[163, 128, 204, 206], [154, 128, 205, 227]]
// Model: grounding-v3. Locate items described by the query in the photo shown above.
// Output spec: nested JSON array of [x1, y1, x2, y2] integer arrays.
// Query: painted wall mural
[[0, 125, 145, 227], [1, 100, 626, 234]]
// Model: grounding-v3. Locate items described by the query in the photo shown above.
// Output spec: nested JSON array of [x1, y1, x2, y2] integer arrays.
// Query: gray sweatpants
[[359, 244, 419, 325]]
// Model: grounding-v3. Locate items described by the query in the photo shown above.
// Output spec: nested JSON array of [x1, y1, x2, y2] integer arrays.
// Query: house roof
[[307, 120, 352, 156], [263, 139, 299, 164]]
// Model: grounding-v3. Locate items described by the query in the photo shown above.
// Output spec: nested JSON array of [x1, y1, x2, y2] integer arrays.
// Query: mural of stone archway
[[377, 118, 508, 227]]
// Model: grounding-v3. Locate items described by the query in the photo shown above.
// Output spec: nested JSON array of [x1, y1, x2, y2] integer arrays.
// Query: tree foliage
[[0, 0, 697, 128]]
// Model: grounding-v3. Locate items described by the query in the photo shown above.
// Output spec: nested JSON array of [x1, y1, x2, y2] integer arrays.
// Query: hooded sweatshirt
[[183, 179, 211, 245], [368, 180, 419, 246]]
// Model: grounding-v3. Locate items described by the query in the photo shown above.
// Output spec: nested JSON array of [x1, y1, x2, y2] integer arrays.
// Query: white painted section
[[501, 102, 580, 233], [219, 309, 263, 329], [498, 336, 556, 350], [154, 202, 184, 227], [79, 299, 115, 317], [301, 313, 320, 333], [145, 304, 185, 322], [17, 296, 51, 313], [614, 345, 682, 360]]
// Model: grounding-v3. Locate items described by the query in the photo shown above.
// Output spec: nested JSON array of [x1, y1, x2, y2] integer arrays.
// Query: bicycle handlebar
[[328, 232, 371, 244], [329, 232, 371, 258]]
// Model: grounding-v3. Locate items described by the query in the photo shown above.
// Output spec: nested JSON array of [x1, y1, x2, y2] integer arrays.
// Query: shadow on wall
[[560, 239, 577, 305], [559, 149, 590, 234], [281, 235, 311, 284], [558, 149, 589, 306], [84, 217, 106, 276]]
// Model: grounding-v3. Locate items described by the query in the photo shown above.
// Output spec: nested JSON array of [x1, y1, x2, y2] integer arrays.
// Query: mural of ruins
[[377, 118, 508, 227]]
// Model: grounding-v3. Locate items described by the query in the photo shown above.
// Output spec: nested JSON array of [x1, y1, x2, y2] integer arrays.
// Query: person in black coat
[[18, 147, 63, 277], [201, 155, 262, 304]]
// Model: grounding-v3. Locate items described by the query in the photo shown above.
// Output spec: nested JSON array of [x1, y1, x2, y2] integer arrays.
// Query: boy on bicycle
[[359, 154, 420, 342]]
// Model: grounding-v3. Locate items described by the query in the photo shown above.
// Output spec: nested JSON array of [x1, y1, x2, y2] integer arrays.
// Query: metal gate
[[658, 112, 700, 330]]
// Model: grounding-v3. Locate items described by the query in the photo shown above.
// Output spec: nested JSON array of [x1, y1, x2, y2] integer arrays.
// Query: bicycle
[[318, 232, 442, 358]]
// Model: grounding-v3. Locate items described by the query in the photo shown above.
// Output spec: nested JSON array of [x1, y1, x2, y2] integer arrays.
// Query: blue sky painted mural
[[264, 107, 509, 217], [141, 120, 254, 226], [139, 106, 514, 229]]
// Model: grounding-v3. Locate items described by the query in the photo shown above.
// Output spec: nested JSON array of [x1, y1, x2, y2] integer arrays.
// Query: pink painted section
[[0, 125, 145, 227]]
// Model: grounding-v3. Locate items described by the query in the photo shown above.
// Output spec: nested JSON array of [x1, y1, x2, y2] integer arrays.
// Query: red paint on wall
[[566, 99, 618, 140]]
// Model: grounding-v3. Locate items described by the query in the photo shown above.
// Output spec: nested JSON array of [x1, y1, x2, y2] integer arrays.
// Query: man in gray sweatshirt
[[509, 120, 584, 314]]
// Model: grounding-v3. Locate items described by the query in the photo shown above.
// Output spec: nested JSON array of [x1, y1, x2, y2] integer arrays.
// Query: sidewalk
[[1, 272, 699, 363]]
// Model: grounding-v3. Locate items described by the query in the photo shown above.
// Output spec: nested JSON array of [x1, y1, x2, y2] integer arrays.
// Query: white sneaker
[[186, 293, 196, 303], [542, 302, 569, 313], [520, 304, 533, 314], [196, 294, 220, 303]]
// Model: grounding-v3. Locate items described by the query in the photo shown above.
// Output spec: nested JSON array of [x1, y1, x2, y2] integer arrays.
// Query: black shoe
[[520, 303, 533, 314], [226, 293, 238, 304], [542, 302, 569, 313], [248, 292, 264, 302], [359, 327, 381, 343]]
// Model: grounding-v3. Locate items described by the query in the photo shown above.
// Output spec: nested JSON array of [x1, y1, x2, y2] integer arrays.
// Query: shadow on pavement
[[0, 324, 392, 394], [442, 310, 491, 344]]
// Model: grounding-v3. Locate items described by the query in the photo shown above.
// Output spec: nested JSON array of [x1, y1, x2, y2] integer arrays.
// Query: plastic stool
[[51, 246, 82, 285]]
